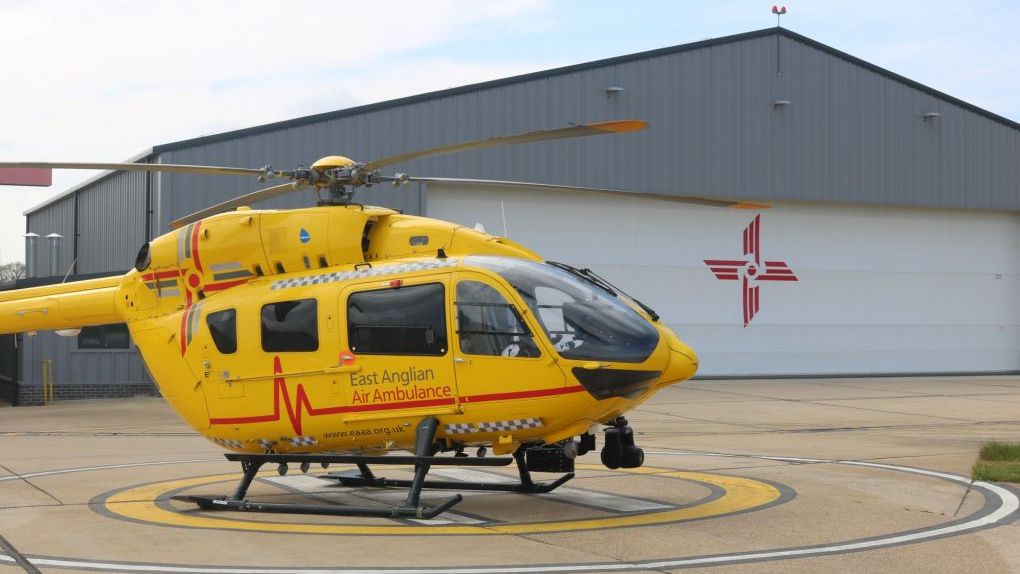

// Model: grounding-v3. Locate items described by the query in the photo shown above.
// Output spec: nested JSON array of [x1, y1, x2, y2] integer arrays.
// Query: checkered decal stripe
[[289, 436, 318, 446], [210, 437, 245, 449], [445, 418, 542, 435], [478, 418, 543, 432], [257, 439, 277, 451], [445, 423, 474, 435], [270, 260, 458, 290]]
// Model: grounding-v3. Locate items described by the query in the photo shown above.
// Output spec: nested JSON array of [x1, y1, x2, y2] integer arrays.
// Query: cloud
[[0, 0, 556, 263], [3, 0, 1018, 268]]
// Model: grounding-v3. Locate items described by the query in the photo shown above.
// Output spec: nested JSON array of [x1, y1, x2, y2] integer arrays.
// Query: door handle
[[454, 357, 469, 364]]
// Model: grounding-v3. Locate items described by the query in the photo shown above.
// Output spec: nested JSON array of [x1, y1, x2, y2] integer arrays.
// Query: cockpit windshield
[[464, 256, 660, 363]]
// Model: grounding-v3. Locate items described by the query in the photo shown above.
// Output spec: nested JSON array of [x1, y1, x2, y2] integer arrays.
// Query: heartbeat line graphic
[[208, 357, 455, 435], [207, 358, 587, 436]]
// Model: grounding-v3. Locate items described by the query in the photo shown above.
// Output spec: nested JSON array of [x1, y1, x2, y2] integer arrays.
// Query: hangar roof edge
[[26, 27, 1020, 217], [150, 26, 1020, 156]]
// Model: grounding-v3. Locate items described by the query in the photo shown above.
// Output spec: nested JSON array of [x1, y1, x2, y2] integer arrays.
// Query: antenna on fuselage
[[500, 199, 510, 237]]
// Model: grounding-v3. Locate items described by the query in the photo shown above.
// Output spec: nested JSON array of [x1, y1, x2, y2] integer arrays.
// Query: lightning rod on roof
[[771, 5, 788, 76], [771, 5, 787, 27]]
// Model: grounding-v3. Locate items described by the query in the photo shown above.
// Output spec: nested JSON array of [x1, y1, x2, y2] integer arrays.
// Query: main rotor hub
[[325, 181, 353, 205], [310, 156, 356, 171]]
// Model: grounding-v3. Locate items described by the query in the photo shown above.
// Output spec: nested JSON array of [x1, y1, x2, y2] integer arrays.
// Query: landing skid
[[173, 418, 573, 519], [331, 447, 574, 494]]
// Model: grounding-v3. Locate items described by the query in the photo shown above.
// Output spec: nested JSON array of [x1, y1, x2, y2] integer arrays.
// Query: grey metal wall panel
[[28, 28, 1020, 237], [20, 332, 148, 386], [18, 28, 1020, 389], [76, 169, 147, 273], [131, 32, 1017, 227], [22, 175, 147, 389], [25, 195, 74, 276]]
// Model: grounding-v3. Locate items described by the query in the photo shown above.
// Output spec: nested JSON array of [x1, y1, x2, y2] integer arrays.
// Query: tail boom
[[0, 276, 124, 334]]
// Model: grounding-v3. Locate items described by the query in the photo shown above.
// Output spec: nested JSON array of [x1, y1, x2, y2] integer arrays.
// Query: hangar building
[[5, 27, 1019, 405]]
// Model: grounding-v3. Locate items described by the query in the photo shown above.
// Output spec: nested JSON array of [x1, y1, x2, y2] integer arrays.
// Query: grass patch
[[979, 441, 1020, 461], [972, 441, 1020, 483], [972, 461, 1020, 483]]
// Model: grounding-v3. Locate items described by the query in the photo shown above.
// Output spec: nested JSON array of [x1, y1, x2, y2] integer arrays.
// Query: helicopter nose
[[660, 337, 699, 385]]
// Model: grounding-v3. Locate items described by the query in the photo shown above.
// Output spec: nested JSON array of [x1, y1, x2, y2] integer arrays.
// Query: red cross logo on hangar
[[704, 214, 797, 327]]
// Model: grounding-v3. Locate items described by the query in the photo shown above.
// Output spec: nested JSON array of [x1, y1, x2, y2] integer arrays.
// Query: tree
[[0, 262, 25, 285]]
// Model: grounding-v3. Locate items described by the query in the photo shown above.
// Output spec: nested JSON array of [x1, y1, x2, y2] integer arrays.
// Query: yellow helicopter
[[0, 120, 713, 519]]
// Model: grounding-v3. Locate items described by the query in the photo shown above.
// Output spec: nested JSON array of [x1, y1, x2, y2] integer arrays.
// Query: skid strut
[[332, 446, 574, 494], [173, 417, 520, 519]]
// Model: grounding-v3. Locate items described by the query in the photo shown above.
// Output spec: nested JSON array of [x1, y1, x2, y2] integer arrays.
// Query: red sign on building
[[0, 167, 52, 187]]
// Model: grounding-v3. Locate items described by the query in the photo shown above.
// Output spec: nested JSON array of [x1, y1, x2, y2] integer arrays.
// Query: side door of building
[[338, 273, 459, 424], [451, 271, 565, 417]]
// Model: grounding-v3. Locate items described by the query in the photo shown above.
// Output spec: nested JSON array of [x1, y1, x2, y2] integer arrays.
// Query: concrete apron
[[0, 377, 1018, 573]]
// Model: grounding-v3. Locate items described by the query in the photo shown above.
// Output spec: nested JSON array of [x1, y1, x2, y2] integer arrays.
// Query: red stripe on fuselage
[[460, 385, 586, 404], [208, 357, 462, 435], [207, 361, 589, 435], [179, 308, 189, 355], [142, 269, 182, 281], [191, 221, 203, 273], [204, 278, 250, 292]]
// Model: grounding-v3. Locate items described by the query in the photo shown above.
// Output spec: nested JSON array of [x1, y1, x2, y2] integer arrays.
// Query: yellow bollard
[[41, 359, 53, 404]]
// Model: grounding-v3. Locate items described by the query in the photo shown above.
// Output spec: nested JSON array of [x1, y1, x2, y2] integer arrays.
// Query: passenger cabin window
[[207, 309, 237, 354], [77, 323, 130, 350], [456, 280, 539, 358], [261, 299, 318, 352], [348, 283, 447, 355]]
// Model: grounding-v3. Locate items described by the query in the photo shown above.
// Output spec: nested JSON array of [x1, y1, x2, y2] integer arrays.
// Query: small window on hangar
[[77, 324, 131, 350]]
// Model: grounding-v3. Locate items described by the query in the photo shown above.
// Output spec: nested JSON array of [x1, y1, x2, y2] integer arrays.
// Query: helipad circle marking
[[1, 452, 1017, 573], [0, 459, 217, 483], [98, 463, 783, 535]]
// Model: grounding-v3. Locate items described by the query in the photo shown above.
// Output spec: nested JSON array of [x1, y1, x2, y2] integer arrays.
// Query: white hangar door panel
[[427, 183, 1020, 377]]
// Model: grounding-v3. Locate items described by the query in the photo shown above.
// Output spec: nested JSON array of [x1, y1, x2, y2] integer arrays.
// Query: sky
[[1, 0, 1017, 265]]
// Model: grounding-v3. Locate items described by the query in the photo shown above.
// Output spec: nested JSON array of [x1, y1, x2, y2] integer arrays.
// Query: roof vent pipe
[[23, 233, 39, 278], [45, 233, 62, 277]]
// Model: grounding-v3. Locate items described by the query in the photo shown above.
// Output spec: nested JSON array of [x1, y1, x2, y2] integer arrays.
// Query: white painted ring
[[0, 452, 1016, 573]]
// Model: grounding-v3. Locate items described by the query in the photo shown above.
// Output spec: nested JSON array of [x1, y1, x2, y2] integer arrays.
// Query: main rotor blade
[[404, 176, 770, 209], [363, 119, 648, 171], [169, 182, 301, 229], [0, 161, 274, 178]]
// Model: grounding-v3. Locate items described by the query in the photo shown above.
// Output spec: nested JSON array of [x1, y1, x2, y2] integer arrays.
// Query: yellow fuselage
[[0, 205, 697, 455]]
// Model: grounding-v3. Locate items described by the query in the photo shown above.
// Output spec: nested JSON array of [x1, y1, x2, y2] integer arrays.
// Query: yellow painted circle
[[102, 464, 782, 535]]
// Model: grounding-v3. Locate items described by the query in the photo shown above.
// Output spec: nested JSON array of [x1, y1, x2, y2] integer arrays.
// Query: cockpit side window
[[456, 280, 539, 358], [207, 308, 237, 354], [464, 256, 659, 363]]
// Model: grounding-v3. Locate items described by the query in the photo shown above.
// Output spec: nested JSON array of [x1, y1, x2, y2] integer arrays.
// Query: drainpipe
[[23, 233, 39, 278], [45, 233, 62, 277]]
